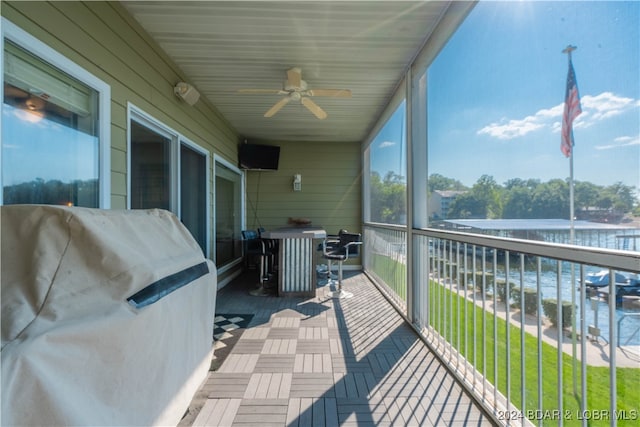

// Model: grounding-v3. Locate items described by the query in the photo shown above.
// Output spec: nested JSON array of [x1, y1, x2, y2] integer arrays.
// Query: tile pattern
[[190, 272, 494, 427], [212, 314, 254, 358]]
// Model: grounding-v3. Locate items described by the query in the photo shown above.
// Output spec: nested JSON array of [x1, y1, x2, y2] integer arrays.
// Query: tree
[[472, 175, 503, 218], [428, 174, 467, 192], [3, 178, 98, 206], [426, 173, 638, 222], [604, 182, 636, 213], [369, 171, 406, 224], [574, 181, 600, 210], [531, 179, 569, 218], [503, 186, 533, 218], [447, 192, 487, 219], [504, 178, 540, 191]]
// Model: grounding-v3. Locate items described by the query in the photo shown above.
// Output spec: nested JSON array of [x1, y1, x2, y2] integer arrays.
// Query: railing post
[[364, 224, 640, 427], [608, 268, 617, 426]]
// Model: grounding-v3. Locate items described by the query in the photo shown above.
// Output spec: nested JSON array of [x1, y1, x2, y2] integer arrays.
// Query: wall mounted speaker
[[174, 82, 200, 106]]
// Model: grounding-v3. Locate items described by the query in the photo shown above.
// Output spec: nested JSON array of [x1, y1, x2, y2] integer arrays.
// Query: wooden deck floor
[[181, 270, 495, 427]]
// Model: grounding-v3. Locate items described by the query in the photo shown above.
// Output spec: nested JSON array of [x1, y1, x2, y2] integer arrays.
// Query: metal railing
[[364, 224, 640, 426], [618, 313, 640, 347], [363, 224, 408, 312]]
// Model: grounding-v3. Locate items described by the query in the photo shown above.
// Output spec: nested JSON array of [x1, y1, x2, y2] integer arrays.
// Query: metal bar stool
[[316, 229, 345, 286], [242, 229, 274, 296], [322, 231, 362, 298]]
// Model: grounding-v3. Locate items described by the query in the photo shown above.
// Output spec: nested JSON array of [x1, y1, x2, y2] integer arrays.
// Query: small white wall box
[[293, 174, 302, 191], [174, 82, 200, 106]]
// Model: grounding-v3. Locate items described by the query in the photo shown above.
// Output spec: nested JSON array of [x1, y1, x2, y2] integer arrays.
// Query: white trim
[[213, 154, 245, 269], [363, 145, 371, 223], [127, 103, 211, 257], [411, 71, 428, 229], [127, 103, 179, 211], [216, 257, 242, 275], [1, 17, 111, 208], [180, 138, 211, 258]]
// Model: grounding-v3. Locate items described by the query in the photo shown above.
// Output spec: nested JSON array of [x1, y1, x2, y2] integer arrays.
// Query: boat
[[584, 272, 640, 305], [584, 270, 630, 288]]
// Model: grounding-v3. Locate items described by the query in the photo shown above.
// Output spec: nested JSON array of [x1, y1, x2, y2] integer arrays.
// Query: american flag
[[561, 58, 582, 157]]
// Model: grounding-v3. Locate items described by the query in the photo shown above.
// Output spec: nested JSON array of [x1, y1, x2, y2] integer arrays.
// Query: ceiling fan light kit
[[239, 67, 351, 119]]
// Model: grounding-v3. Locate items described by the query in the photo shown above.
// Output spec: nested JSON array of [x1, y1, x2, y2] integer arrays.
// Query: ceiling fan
[[238, 67, 351, 120], [4, 85, 45, 111]]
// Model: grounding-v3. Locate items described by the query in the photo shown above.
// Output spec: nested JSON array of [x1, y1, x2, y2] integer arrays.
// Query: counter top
[[262, 227, 326, 239]]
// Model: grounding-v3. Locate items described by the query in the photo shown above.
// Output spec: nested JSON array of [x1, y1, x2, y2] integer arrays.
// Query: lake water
[[503, 264, 640, 346], [463, 226, 640, 345], [434, 227, 640, 346]]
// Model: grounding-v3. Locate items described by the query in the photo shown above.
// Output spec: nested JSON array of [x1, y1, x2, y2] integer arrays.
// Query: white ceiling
[[121, 1, 454, 143]]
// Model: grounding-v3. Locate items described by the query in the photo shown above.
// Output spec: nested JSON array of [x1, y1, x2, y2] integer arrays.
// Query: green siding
[[2, 2, 363, 270], [245, 140, 363, 264], [2, 1, 239, 268], [3, 1, 239, 163]]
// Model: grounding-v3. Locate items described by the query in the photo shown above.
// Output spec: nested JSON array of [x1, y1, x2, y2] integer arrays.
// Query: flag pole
[[562, 45, 577, 245], [562, 43, 579, 402]]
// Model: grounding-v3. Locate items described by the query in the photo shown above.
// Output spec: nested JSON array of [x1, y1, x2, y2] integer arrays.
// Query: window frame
[[127, 105, 179, 211], [127, 103, 211, 257], [213, 153, 245, 273], [363, 94, 408, 226], [0, 17, 111, 208], [180, 137, 211, 257]]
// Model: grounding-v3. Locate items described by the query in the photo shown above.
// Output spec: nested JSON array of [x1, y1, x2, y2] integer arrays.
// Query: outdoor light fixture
[[173, 82, 200, 106], [293, 174, 302, 192]]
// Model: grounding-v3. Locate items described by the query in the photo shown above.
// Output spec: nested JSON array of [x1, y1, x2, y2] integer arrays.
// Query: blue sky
[[2, 106, 99, 184], [372, 1, 639, 191]]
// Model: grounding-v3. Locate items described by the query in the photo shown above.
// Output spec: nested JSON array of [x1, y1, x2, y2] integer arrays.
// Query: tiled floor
[[185, 271, 495, 427]]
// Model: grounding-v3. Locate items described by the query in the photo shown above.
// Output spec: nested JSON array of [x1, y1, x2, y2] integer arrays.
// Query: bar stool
[[322, 231, 362, 298], [316, 229, 345, 286], [258, 227, 278, 286], [241, 229, 273, 296]]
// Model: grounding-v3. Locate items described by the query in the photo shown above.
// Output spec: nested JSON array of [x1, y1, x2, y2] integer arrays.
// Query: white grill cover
[[1, 205, 216, 426]]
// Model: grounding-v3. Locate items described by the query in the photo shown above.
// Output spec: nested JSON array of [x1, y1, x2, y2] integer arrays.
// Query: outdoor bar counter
[[262, 226, 326, 297]]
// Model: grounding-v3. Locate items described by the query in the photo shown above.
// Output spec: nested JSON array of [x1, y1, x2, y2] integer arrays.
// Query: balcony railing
[[364, 223, 640, 426]]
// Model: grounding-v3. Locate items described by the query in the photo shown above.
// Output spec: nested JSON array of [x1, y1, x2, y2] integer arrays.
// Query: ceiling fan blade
[[301, 97, 327, 120], [264, 96, 291, 118], [238, 89, 287, 95], [286, 67, 302, 88], [307, 89, 352, 98]]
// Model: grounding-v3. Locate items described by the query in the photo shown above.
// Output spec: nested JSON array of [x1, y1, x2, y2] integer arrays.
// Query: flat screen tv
[[238, 143, 280, 170]]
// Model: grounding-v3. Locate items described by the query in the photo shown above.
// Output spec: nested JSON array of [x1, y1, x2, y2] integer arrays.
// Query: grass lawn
[[367, 253, 639, 426], [368, 252, 407, 300], [429, 282, 639, 426]]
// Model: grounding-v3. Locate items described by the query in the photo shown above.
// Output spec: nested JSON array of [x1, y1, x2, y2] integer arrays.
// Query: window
[[130, 119, 172, 210], [128, 106, 209, 255], [214, 156, 243, 269], [365, 101, 407, 225], [1, 18, 110, 207], [181, 143, 208, 253]]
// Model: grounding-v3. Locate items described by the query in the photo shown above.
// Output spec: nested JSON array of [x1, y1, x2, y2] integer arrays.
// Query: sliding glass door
[[181, 143, 208, 253], [130, 120, 172, 211], [214, 156, 243, 269], [129, 106, 210, 256]]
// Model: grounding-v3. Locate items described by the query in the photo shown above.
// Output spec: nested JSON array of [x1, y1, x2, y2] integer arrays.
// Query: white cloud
[[576, 92, 639, 127], [477, 92, 639, 140], [595, 135, 640, 150], [379, 141, 396, 148], [478, 115, 545, 139]]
